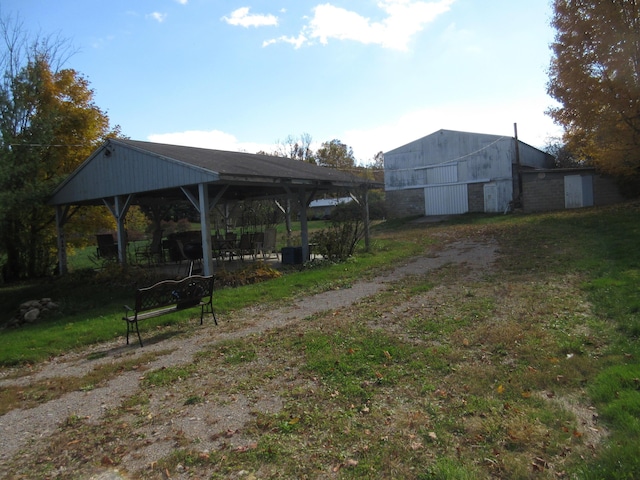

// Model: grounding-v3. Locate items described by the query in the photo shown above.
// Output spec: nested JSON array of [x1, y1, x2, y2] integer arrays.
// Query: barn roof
[[49, 138, 378, 207]]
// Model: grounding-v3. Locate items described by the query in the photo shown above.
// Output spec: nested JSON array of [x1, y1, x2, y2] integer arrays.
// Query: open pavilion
[[49, 138, 382, 276]]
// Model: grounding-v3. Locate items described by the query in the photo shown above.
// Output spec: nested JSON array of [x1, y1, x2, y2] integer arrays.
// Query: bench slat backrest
[[135, 275, 214, 313]]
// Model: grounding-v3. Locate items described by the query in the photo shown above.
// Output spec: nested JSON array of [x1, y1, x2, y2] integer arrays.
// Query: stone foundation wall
[[593, 175, 625, 206], [521, 171, 566, 212], [385, 189, 425, 218]]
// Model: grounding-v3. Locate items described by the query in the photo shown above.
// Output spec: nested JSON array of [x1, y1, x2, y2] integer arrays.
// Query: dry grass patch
[[0, 350, 168, 415]]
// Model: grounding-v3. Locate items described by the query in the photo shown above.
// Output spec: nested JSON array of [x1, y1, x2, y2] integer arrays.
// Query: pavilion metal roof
[[49, 138, 379, 207]]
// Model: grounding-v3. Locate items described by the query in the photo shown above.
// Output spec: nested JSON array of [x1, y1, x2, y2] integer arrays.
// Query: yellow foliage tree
[[547, 0, 640, 188], [0, 17, 119, 280]]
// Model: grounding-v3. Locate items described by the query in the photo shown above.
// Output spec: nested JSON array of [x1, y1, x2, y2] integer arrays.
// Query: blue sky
[[3, 0, 561, 164]]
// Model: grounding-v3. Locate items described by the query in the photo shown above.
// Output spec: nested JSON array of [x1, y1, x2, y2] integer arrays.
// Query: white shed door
[[565, 175, 594, 209], [424, 184, 468, 215], [484, 183, 498, 213]]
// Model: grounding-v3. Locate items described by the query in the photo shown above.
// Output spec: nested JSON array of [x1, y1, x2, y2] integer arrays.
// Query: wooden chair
[[252, 232, 265, 260], [96, 234, 117, 259], [261, 228, 279, 260], [236, 233, 253, 261]]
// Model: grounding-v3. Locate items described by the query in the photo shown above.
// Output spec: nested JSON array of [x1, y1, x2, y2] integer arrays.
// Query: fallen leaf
[[496, 384, 505, 394], [384, 350, 392, 360], [428, 431, 437, 440], [236, 443, 258, 452]]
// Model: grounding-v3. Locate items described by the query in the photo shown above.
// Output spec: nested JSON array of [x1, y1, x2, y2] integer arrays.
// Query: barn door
[[424, 184, 468, 215]]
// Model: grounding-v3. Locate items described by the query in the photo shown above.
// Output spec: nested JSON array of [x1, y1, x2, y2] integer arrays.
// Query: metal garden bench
[[123, 275, 216, 347]]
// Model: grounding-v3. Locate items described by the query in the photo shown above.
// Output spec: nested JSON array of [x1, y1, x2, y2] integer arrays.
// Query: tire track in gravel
[[0, 239, 497, 464]]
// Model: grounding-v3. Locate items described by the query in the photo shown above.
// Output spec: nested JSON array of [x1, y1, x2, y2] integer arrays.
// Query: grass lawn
[[1, 203, 640, 478]]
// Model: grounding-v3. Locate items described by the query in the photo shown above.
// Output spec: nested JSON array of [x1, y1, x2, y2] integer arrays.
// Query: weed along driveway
[[0, 220, 613, 479]]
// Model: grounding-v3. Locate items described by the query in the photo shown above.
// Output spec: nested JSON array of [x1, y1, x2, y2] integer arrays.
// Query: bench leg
[[126, 319, 144, 347], [201, 302, 217, 325], [134, 319, 143, 347]]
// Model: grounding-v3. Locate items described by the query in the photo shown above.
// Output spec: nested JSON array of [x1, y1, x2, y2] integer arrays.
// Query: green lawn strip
[[0, 234, 427, 367], [0, 307, 193, 367]]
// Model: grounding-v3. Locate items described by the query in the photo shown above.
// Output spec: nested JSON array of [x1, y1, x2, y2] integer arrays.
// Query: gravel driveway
[[0, 238, 497, 478]]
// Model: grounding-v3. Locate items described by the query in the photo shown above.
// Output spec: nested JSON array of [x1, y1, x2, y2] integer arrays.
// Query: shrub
[[311, 203, 365, 261], [215, 262, 282, 288]]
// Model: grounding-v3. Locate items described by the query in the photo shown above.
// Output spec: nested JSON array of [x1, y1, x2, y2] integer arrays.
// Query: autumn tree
[[547, 0, 640, 188], [0, 15, 117, 281], [315, 139, 356, 170]]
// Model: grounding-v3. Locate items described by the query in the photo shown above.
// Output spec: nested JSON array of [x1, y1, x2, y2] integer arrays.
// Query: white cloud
[[147, 129, 274, 154], [266, 0, 455, 50], [222, 7, 278, 28], [263, 34, 307, 49], [176, 0, 188, 4], [147, 12, 167, 23]]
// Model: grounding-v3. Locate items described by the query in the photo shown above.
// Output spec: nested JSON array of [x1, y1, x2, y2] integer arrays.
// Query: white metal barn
[[384, 129, 554, 217]]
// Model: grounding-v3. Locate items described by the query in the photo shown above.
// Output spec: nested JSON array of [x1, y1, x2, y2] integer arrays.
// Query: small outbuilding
[[307, 197, 353, 219], [384, 129, 554, 217]]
